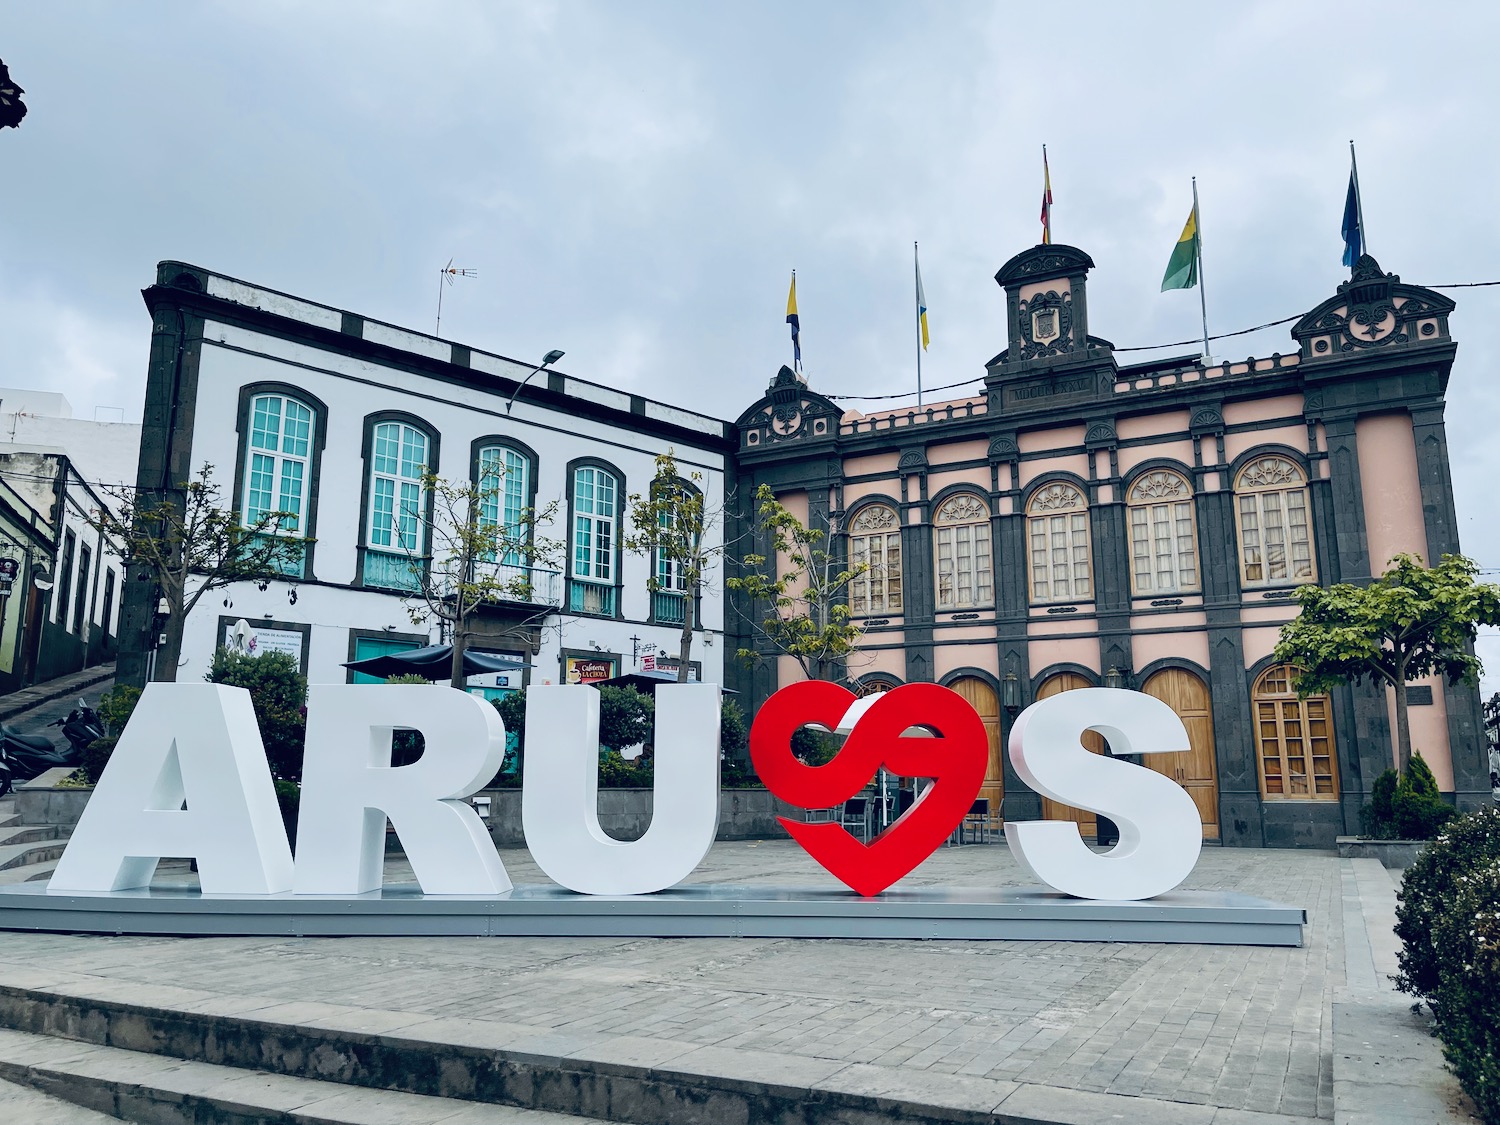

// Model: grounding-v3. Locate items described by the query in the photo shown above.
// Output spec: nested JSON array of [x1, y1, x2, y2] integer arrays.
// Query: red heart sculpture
[[750, 681, 988, 896]]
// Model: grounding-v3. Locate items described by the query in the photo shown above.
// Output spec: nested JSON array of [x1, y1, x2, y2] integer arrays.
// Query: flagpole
[[1349, 140, 1366, 258], [915, 242, 923, 409], [1192, 177, 1210, 361]]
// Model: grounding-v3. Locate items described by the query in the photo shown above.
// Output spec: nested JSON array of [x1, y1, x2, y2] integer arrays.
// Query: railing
[[653, 590, 687, 625], [248, 533, 307, 579], [839, 398, 987, 436], [568, 580, 617, 617], [473, 561, 563, 608], [363, 549, 423, 592], [1113, 351, 1301, 395]]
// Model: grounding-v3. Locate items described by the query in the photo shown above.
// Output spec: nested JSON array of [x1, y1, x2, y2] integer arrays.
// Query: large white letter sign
[[49, 685, 293, 894], [523, 683, 722, 895], [1005, 688, 1202, 900], [294, 685, 509, 896]]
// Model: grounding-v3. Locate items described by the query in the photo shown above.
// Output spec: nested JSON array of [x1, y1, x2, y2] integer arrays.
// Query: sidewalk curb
[[0, 665, 115, 723]]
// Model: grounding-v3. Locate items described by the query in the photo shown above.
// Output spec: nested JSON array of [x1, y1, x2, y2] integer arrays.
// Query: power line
[[828, 279, 1500, 403]]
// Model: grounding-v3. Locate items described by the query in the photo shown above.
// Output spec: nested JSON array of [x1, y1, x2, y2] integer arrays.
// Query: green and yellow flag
[[1161, 203, 1199, 291]]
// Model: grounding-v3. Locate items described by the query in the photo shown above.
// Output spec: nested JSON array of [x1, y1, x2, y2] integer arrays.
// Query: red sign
[[640, 654, 656, 672], [750, 681, 988, 897]]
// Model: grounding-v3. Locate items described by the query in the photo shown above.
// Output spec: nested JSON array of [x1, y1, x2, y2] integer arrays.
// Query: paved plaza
[[0, 840, 1369, 1122]]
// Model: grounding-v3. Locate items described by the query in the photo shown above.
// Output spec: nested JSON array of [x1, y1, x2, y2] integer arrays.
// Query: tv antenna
[[436, 259, 477, 335]]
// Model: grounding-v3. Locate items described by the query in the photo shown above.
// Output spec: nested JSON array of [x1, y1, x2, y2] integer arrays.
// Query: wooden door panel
[[950, 677, 1002, 826], [1142, 668, 1220, 840], [1035, 672, 1100, 836]]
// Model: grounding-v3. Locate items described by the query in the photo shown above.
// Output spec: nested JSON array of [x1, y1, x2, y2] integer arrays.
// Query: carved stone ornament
[[897, 449, 928, 472], [851, 505, 898, 533], [1189, 407, 1224, 435], [1294, 255, 1453, 355], [1085, 422, 1116, 449], [1238, 456, 1303, 490], [1016, 290, 1074, 360], [1013, 253, 1074, 278], [1029, 482, 1085, 512], [934, 494, 988, 525], [988, 436, 1019, 461], [1129, 470, 1190, 502]]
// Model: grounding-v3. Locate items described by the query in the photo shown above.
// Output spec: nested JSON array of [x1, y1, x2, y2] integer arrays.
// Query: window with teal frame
[[477, 445, 530, 566], [242, 393, 314, 576], [365, 422, 428, 590]]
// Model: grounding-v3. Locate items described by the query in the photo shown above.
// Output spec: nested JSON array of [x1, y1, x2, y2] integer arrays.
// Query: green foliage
[[206, 648, 308, 782], [97, 684, 142, 737], [598, 685, 653, 751], [1273, 553, 1500, 773], [726, 483, 866, 683], [1360, 754, 1457, 840], [1428, 858, 1500, 1124], [275, 780, 300, 849], [491, 691, 526, 787], [82, 737, 117, 785], [599, 746, 654, 788], [1394, 806, 1500, 1123], [791, 727, 840, 767], [1395, 805, 1500, 1005]]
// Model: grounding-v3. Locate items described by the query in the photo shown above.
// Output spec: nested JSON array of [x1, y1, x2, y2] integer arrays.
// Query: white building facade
[[118, 262, 732, 695]]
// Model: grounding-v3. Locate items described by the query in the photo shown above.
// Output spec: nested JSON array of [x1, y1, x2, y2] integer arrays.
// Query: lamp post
[[503, 349, 567, 415]]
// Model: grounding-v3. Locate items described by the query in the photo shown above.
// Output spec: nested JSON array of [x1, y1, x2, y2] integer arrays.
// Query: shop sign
[[564, 657, 614, 684], [0, 557, 18, 593]]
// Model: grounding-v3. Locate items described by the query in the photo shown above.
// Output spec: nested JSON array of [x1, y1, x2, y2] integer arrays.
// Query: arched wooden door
[[1141, 668, 1221, 840], [949, 677, 1002, 827], [1036, 671, 1103, 837]]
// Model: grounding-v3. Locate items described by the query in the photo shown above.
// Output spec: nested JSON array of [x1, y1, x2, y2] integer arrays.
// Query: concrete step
[[0, 1073, 119, 1123], [0, 840, 66, 872], [0, 824, 61, 848], [0, 1026, 594, 1124], [0, 860, 58, 885]]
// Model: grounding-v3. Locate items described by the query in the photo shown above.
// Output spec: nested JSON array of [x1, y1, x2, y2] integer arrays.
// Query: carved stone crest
[[1016, 289, 1074, 360]]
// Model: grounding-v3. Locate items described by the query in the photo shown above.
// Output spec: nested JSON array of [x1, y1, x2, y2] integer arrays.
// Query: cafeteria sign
[[565, 657, 614, 685]]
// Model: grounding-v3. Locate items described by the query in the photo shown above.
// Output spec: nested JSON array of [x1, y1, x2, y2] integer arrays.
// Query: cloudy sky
[[4, 1, 1499, 691]]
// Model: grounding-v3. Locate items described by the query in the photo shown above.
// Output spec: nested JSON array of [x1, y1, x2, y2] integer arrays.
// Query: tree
[[399, 470, 562, 688], [0, 60, 26, 131], [1273, 553, 1500, 776], [625, 452, 728, 682], [95, 464, 303, 682], [726, 483, 867, 683], [206, 648, 308, 782]]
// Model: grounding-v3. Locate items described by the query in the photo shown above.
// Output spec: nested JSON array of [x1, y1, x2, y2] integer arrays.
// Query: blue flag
[[1341, 168, 1362, 268]]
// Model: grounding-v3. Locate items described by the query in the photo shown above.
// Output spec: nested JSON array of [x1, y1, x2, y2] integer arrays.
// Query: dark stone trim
[[1029, 662, 1100, 694], [354, 411, 441, 591], [231, 382, 330, 580]]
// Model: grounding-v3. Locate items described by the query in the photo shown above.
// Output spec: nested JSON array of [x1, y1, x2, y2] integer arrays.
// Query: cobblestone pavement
[[0, 841, 1342, 1120]]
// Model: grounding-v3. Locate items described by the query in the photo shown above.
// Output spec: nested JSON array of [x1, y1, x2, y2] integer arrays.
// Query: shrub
[[1360, 754, 1456, 840], [1395, 805, 1500, 1008], [791, 726, 840, 767], [1360, 768, 1399, 838], [599, 746, 654, 788], [97, 684, 142, 737], [720, 699, 762, 788], [82, 737, 117, 785], [598, 685, 653, 752], [275, 780, 301, 848], [1427, 857, 1500, 1123], [491, 691, 526, 787], [206, 648, 308, 782]]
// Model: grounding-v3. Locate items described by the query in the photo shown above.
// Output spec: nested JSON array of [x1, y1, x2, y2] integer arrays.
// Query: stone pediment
[[1292, 256, 1454, 359], [737, 365, 842, 447]]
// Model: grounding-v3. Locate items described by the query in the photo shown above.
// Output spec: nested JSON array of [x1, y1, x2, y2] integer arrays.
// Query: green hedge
[[1394, 805, 1500, 1122], [1360, 753, 1457, 840]]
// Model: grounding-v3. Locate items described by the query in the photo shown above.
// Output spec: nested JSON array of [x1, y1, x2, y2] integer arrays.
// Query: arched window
[[1252, 664, 1338, 800], [1127, 469, 1199, 595], [570, 463, 620, 616], [1027, 482, 1092, 603], [934, 494, 992, 610], [651, 477, 697, 626], [363, 419, 429, 591], [477, 444, 531, 565], [1235, 455, 1316, 587], [243, 392, 314, 534], [849, 504, 902, 616]]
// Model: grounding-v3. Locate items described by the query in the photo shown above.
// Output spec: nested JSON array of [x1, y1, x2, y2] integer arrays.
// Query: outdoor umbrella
[[342, 643, 531, 681], [593, 670, 736, 694]]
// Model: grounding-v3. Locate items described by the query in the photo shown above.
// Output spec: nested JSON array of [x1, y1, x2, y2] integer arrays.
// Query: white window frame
[[478, 444, 531, 566], [934, 494, 992, 611], [1234, 456, 1316, 588], [572, 465, 618, 584], [367, 422, 429, 555], [849, 504, 903, 616], [1127, 470, 1199, 595], [243, 393, 314, 535], [1027, 482, 1092, 604]]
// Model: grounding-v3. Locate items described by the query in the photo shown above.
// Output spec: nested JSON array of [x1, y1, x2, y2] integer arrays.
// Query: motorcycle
[[0, 739, 13, 797], [0, 697, 94, 785], [55, 698, 105, 759]]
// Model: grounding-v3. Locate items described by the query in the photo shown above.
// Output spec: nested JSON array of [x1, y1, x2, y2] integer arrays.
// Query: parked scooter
[[55, 698, 105, 759], [0, 739, 13, 797], [0, 698, 89, 785]]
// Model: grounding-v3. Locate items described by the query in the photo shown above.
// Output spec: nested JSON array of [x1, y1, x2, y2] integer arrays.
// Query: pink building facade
[[730, 246, 1486, 848]]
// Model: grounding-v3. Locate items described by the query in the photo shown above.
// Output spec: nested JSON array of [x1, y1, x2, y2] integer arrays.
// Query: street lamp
[[503, 349, 566, 415]]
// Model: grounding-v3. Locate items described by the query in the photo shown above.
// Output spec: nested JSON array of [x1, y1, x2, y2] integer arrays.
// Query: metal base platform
[[0, 883, 1305, 945]]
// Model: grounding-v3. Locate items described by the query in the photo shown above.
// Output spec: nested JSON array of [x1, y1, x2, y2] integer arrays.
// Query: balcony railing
[[568, 580, 617, 617], [363, 549, 423, 593], [248, 533, 307, 579], [652, 590, 687, 625], [473, 561, 563, 609]]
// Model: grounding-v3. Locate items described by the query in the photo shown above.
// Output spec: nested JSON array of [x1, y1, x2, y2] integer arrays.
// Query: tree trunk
[[1393, 663, 1413, 777], [450, 620, 469, 691], [153, 607, 185, 682], [676, 591, 694, 682]]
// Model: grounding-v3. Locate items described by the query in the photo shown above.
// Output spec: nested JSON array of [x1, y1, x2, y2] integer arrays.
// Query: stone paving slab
[[0, 841, 1343, 1121]]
